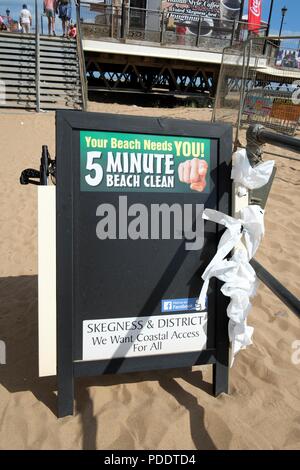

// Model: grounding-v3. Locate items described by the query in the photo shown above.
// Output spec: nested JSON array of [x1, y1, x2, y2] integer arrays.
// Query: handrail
[[247, 125, 300, 156], [35, 0, 40, 112], [79, 2, 268, 49], [76, 1, 88, 111], [79, 2, 268, 31], [251, 260, 300, 318]]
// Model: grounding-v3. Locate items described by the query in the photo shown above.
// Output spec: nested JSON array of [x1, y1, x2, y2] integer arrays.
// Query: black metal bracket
[[20, 145, 56, 186], [20, 168, 42, 186]]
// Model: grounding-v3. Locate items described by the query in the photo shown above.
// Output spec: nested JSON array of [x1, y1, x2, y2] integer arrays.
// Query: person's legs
[[62, 16, 70, 37], [52, 13, 56, 36], [47, 13, 51, 35], [65, 18, 70, 37], [46, 10, 55, 36], [21, 22, 29, 33], [62, 18, 66, 36]]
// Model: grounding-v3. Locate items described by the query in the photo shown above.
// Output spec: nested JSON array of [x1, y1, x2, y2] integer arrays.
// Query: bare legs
[[21, 23, 30, 34], [47, 14, 56, 36], [62, 19, 69, 37]]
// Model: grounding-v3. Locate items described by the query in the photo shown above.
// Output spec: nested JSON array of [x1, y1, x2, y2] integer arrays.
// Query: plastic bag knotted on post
[[196, 207, 265, 364], [239, 206, 265, 259], [231, 148, 275, 190]]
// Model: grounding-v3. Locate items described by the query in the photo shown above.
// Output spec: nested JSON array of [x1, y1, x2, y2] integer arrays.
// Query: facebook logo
[[161, 298, 198, 313], [163, 301, 173, 311]]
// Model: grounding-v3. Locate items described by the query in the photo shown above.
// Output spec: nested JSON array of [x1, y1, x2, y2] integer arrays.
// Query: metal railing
[[246, 125, 300, 319], [1, 2, 72, 36], [212, 36, 300, 142], [35, 0, 40, 112], [79, 2, 267, 53], [251, 259, 300, 318], [76, 2, 88, 111]]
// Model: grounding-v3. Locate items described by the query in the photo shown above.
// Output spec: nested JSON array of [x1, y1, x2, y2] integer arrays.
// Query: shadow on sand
[[0, 275, 215, 450]]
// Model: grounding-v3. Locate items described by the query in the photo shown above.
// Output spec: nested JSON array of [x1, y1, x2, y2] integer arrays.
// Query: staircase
[[0, 32, 84, 110]]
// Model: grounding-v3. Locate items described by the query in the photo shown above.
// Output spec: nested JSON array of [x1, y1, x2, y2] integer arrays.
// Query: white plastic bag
[[231, 148, 275, 190], [196, 207, 264, 364], [196, 148, 274, 364]]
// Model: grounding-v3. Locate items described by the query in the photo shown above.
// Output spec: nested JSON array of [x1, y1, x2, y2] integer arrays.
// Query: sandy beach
[[0, 103, 299, 450]]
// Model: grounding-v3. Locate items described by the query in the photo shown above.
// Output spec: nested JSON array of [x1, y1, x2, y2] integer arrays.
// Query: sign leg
[[214, 280, 230, 397], [213, 350, 229, 397], [58, 372, 74, 418]]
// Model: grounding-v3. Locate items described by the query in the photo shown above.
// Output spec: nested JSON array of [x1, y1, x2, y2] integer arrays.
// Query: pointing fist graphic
[[178, 158, 208, 192]]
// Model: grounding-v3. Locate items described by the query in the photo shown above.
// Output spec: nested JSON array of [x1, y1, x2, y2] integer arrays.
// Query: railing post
[[35, 0, 40, 112], [126, 5, 130, 40], [110, 5, 114, 38], [160, 9, 166, 45], [235, 38, 253, 147], [197, 17, 202, 47], [231, 19, 237, 46], [76, 1, 88, 111], [262, 25, 268, 55], [121, 2, 126, 39]]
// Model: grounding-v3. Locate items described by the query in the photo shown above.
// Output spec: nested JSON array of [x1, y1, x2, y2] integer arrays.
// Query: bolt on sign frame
[[56, 111, 232, 417]]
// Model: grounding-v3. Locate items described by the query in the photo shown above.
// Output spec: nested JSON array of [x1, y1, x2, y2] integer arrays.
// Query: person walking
[[4, 9, 12, 31], [19, 4, 32, 34], [44, 0, 56, 36], [56, 0, 72, 37]]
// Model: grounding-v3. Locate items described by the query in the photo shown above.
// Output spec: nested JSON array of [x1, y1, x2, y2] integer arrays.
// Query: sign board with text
[[161, 0, 242, 38], [162, 0, 242, 21], [56, 111, 232, 417]]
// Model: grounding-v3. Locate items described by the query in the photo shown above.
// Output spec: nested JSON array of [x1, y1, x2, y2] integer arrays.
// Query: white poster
[[83, 312, 208, 360]]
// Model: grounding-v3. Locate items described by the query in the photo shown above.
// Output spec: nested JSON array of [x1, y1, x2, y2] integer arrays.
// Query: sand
[[0, 103, 299, 450]]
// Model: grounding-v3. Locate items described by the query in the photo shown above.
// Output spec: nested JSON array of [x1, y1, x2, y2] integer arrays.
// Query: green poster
[[80, 131, 211, 194]]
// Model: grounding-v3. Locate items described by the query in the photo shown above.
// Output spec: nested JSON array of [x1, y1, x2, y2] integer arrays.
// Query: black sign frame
[[56, 110, 232, 417]]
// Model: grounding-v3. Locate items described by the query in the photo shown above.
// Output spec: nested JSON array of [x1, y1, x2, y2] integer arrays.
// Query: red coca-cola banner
[[248, 0, 262, 31]]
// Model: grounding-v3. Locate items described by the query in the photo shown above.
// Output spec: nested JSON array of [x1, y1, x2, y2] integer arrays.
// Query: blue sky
[[0, 1, 48, 20], [245, 0, 300, 35], [0, 0, 76, 33], [1, 0, 299, 35]]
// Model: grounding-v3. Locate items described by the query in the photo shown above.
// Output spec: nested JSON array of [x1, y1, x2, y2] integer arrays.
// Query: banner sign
[[161, 0, 242, 22], [243, 95, 273, 117], [248, 0, 262, 31], [80, 131, 211, 193], [275, 49, 300, 70], [271, 98, 300, 122], [83, 312, 208, 360], [56, 111, 232, 417]]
